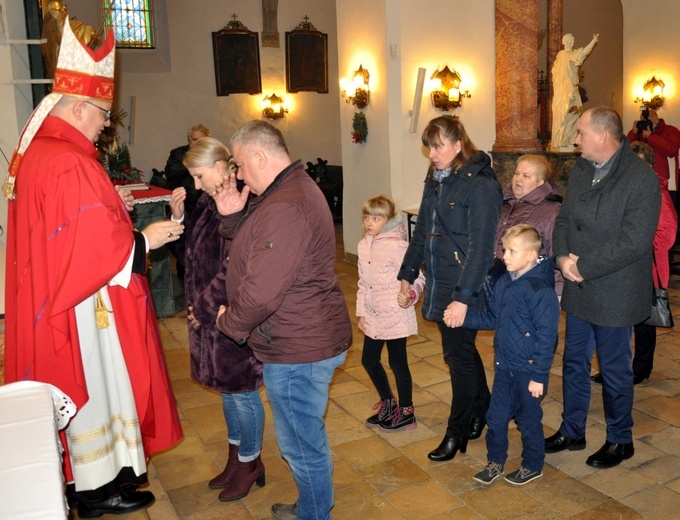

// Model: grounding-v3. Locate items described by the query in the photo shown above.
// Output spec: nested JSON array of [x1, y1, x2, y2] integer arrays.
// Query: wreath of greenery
[[351, 111, 368, 144]]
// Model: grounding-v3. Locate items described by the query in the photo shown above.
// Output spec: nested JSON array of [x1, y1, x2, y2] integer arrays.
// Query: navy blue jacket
[[463, 256, 560, 385], [399, 151, 502, 321]]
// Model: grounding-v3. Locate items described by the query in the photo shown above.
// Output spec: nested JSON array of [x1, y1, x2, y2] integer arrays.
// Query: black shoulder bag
[[643, 255, 674, 328]]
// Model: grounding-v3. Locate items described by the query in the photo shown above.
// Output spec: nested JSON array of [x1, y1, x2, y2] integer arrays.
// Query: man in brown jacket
[[216, 121, 352, 520]]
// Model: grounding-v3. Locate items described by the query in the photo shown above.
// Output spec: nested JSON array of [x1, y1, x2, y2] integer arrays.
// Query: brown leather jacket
[[216, 160, 352, 363]]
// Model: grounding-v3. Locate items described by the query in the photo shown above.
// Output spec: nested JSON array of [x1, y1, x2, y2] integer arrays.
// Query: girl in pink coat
[[357, 195, 425, 432]]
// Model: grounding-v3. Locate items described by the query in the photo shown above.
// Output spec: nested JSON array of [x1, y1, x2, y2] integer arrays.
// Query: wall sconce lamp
[[634, 76, 665, 110], [430, 66, 471, 111], [340, 65, 370, 109], [262, 93, 288, 120]]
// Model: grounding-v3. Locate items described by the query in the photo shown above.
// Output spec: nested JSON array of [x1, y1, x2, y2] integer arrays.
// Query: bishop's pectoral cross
[[262, 0, 279, 47]]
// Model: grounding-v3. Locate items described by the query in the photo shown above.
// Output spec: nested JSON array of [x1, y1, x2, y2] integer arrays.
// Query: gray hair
[[229, 120, 289, 156], [587, 105, 624, 143]]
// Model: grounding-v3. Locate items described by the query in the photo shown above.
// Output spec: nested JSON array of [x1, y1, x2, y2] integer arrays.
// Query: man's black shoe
[[586, 441, 634, 469], [544, 432, 586, 453], [77, 490, 155, 518], [591, 372, 603, 384]]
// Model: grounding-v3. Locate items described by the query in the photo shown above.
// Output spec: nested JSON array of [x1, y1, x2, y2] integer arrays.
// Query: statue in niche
[[551, 33, 599, 150], [41, 0, 99, 79]]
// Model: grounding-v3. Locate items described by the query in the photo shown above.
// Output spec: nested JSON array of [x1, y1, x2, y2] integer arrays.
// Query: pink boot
[[208, 443, 238, 489], [218, 455, 265, 501]]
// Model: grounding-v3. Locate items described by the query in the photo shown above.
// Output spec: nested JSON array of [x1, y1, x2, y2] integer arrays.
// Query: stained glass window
[[104, 0, 155, 49]]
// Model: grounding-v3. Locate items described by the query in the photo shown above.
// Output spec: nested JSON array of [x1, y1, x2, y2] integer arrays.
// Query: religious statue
[[41, 1, 99, 79], [551, 33, 599, 150]]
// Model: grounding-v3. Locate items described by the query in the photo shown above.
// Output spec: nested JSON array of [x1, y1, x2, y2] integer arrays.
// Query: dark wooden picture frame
[[212, 21, 262, 96], [285, 20, 328, 93]]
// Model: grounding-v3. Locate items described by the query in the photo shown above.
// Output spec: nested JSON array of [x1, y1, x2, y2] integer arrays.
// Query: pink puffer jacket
[[357, 217, 425, 340]]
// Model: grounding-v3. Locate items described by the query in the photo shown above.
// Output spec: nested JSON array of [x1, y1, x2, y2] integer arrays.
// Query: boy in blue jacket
[[447, 223, 560, 486]]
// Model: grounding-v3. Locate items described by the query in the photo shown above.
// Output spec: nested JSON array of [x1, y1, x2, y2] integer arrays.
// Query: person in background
[[398, 116, 502, 462], [164, 123, 211, 280], [626, 107, 680, 205], [546, 106, 660, 470], [3, 20, 183, 518], [591, 141, 677, 385], [357, 194, 425, 432], [458, 224, 559, 487], [169, 137, 265, 502], [495, 154, 563, 295], [215, 121, 352, 520]]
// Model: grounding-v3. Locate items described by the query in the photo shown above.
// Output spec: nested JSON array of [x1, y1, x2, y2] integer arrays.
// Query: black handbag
[[432, 199, 505, 310], [643, 256, 674, 328]]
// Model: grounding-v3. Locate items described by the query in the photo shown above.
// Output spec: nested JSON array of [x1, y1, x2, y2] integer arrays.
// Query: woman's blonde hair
[[362, 194, 396, 220], [183, 136, 236, 173]]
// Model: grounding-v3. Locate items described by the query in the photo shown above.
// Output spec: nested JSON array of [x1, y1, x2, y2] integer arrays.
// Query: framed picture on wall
[[285, 18, 328, 93], [212, 19, 262, 96]]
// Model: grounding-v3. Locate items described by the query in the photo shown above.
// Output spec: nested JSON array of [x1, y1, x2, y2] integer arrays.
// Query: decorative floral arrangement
[[351, 111, 368, 144], [101, 139, 143, 185], [96, 108, 143, 184]]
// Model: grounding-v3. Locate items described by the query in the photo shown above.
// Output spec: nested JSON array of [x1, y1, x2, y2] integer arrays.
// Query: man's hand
[[214, 172, 250, 216], [216, 305, 227, 332], [141, 220, 184, 250], [116, 185, 135, 212], [557, 254, 583, 283]]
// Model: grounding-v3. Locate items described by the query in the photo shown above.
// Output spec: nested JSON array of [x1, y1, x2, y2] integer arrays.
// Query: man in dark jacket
[[215, 121, 352, 520], [546, 106, 661, 469]]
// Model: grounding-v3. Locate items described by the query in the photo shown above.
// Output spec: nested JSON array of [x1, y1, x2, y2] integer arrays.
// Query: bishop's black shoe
[[77, 489, 155, 518]]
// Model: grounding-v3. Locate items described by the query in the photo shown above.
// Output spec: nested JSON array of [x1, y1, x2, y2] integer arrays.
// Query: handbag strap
[[652, 252, 664, 288], [432, 186, 467, 260]]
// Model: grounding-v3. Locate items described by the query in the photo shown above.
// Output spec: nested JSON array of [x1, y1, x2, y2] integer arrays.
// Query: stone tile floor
[[4, 226, 680, 519]]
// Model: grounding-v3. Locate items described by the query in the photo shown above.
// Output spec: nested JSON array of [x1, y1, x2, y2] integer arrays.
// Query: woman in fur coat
[[170, 137, 264, 502]]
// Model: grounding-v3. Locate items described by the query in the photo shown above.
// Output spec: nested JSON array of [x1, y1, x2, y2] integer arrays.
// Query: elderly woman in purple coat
[[495, 154, 563, 295], [169, 137, 264, 502]]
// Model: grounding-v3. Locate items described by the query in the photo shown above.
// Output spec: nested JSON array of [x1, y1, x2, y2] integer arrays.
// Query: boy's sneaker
[[366, 398, 396, 427], [504, 466, 543, 486], [379, 405, 417, 432], [473, 461, 504, 485]]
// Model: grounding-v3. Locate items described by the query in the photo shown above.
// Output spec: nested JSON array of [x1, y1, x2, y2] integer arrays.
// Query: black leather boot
[[427, 435, 469, 461]]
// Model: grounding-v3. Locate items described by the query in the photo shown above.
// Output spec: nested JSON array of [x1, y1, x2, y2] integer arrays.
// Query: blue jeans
[[560, 314, 634, 444], [263, 351, 347, 520], [486, 369, 546, 472], [221, 389, 265, 462]]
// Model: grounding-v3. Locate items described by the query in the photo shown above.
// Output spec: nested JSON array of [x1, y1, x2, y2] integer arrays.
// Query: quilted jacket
[[357, 217, 425, 340], [464, 256, 560, 385]]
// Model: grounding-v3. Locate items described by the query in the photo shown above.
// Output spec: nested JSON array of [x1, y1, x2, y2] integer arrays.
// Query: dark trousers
[[486, 369, 546, 472], [361, 336, 413, 407], [560, 314, 634, 444], [438, 323, 490, 437], [633, 322, 656, 379]]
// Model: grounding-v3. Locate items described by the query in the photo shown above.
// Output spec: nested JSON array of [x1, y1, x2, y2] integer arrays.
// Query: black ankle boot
[[427, 435, 469, 461], [469, 416, 486, 440]]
